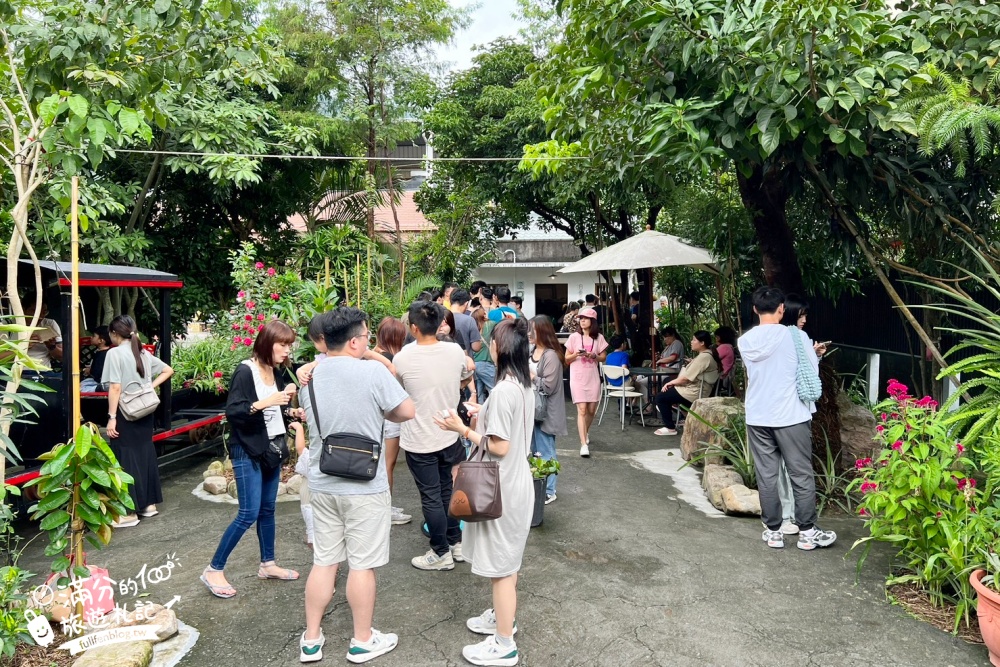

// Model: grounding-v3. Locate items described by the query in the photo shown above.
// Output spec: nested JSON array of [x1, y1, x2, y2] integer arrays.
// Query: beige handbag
[[119, 353, 160, 421]]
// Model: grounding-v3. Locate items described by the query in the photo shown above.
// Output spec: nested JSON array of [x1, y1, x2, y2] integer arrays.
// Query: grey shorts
[[311, 490, 391, 569]]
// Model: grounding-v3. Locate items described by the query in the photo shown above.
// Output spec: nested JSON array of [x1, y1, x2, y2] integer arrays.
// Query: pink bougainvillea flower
[[243, 337, 253, 346], [270, 293, 280, 300], [255, 262, 265, 269], [267, 267, 276, 276], [245, 314, 253, 321], [257, 313, 265, 321], [246, 301, 256, 310], [891, 441, 903, 451], [956, 443, 965, 454], [213, 371, 223, 379]]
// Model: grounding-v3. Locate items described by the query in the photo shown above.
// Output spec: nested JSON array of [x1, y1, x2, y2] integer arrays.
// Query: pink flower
[[956, 443, 965, 454], [855, 457, 872, 470], [957, 477, 977, 490], [971, 506, 978, 513], [230, 344, 238, 351], [860, 481, 878, 494], [245, 314, 253, 321], [257, 313, 265, 321], [243, 337, 253, 346], [876, 425, 885, 433], [880, 413, 887, 422], [213, 371, 223, 379], [237, 290, 246, 299], [267, 267, 276, 276], [232, 323, 240, 330], [935, 512, 942, 518], [270, 293, 280, 300], [887, 379, 910, 400], [255, 262, 264, 269], [233, 335, 241, 342], [915, 396, 938, 409], [246, 301, 256, 310], [891, 441, 903, 451], [858, 507, 869, 517]]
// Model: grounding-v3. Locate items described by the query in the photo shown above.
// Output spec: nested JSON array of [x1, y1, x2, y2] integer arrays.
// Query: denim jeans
[[475, 361, 496, 401], [405, 440, 465, 557], [210, 443, 280, 570], [531, 425, 557, 496]]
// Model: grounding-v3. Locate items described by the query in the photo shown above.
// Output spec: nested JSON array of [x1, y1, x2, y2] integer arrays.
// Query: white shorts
[[311, 491, 391, 569]]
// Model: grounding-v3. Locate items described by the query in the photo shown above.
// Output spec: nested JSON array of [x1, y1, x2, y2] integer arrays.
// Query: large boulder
[[72, 640, 153, 667], [837, 392, 879, 467], [702, 464, 745, 510], [720, 484, 762, 516], [202, 476, 228, 495], [680, 397, 745, 463]]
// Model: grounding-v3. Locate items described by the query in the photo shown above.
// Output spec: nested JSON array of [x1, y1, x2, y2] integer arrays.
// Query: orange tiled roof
[[286, 190, 436, 236]]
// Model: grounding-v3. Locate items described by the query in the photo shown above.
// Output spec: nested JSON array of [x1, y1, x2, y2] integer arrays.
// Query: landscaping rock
[[286, 474, 304, 495], [202, 470, 218, 480], [227, 480, 238, 498], [202, 476, 228, 495], [223, 457, 233, 472], [276, 482, 288, 496], [702, 464, 744, 510], [72, 639, 153, 667], [207, 460, 224, 474], [837, 392, 879, 466], [680, 397, 744, 463], [720, 484, 761, 516]]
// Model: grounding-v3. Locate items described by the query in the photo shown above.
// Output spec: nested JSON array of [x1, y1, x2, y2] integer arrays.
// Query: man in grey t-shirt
[[449, 289, 482, 358], [299, 308, 414, 664]]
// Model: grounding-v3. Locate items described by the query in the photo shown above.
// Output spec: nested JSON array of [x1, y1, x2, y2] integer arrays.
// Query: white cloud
[[436, 0, 524, 72]]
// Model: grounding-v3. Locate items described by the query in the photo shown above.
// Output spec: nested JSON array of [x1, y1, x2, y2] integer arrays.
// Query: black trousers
[[655, 387, 691, 429], [405, 439, 466, 556]]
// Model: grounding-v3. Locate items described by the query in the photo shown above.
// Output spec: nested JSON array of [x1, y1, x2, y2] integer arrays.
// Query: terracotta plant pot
[[971, 569, 1000, 666]]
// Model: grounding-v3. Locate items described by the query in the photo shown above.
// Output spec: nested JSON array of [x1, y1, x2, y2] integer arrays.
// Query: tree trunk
[[737, 165, 805, 295]]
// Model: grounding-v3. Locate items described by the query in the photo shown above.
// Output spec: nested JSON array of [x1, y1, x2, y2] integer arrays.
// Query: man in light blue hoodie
[[738, 286, 837, 551]]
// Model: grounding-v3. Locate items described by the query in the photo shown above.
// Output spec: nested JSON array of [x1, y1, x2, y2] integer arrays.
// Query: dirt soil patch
[[889, 582, 984, 645], [3, 630, 75, 667]]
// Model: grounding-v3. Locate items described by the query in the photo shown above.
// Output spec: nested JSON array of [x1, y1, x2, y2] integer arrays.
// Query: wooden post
[[70, 177, 81, 430]]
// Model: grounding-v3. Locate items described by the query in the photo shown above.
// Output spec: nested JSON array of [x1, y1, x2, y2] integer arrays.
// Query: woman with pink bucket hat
[[564, 307, 608, 457]]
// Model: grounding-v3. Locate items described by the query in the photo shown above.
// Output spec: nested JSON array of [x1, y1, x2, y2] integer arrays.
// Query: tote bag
[[119, 353, 160, 421], [449, 434, 502, 522], [789, 326, 823, 403]]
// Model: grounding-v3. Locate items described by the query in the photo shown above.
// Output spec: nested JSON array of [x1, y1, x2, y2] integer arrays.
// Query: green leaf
[[783, 104, 797, 122], [35, 488, 71, 513], [911, 32, 931, 54], [39, 95, 61, 124], [67, 95, 89, 118], [40, 509, 71, 531], [81, 464, 111, 487], [756, 107, 774, 135], [118, 108, 140, 135], [760, 125, 780, 155], [153, 0, 171, 12], [829, 127, 846, 144]]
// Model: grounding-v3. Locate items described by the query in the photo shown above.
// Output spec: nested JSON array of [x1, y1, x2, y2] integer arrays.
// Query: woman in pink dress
[[564, 307, 608, 457]]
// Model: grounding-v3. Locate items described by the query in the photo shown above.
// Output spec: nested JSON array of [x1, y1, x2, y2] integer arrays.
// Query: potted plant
[[972, 551, 1000, 666], [528, 455, 560, 527]]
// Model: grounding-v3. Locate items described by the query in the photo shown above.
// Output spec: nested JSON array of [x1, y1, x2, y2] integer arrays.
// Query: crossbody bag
[[307, 380, 382, 481]]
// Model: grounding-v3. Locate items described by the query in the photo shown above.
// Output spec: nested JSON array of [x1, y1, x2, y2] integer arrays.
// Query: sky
[[436, 0, 525, 72]]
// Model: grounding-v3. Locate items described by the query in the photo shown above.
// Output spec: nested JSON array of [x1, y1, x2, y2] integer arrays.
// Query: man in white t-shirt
[[24, 301, 63, 370], [738, 287, 836, 553], [394, 300, 473, 572]]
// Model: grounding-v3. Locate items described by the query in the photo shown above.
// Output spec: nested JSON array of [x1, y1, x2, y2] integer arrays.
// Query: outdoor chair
[[599, 366, 646, 430]]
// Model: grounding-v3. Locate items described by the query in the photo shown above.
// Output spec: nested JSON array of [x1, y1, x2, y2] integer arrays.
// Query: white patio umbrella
[[557, 229, 718, 274]]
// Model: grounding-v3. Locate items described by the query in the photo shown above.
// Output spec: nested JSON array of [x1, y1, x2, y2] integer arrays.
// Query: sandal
[[200, 569, 236, 599], [258, 563, 300, 580]]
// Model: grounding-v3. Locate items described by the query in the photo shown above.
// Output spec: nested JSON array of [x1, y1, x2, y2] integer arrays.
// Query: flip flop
[[200, 573, 236, 599], [258, 565, 300, 580]]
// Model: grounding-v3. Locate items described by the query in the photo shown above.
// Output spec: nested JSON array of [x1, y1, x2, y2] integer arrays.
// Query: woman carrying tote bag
[[103, 315, 173, 528], [434, 318, 533, 666]]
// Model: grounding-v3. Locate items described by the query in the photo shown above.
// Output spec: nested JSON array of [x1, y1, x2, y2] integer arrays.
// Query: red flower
[[880, 413, 887, 421], [246, 301, 256, 310], [233, 335, 241, 342], [270, 293, 280, 300], [876, 425, 885, 433], [255, 262, 265, 269], [245, 314, 253, 321], [956, 443, 965, 454], [232, 323, 240, 330], [957, 477, 977, 490], [855, 457, 872, 470], [914, 396, 938, 409], [237, 290, 246, 299], [257, 313, 265, 321], [213, 371, 223, 378], [860, 481, 878, 494], [891, 441, 903, 451], [935, 512, 942, 518], [243, 337, 253, 346], [858, 508, 869, 517], [887, 379, 910, 401], [267, 267, 276, 276]]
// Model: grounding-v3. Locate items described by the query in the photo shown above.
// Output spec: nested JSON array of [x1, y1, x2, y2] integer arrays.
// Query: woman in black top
[[202, 320, 300, 599]]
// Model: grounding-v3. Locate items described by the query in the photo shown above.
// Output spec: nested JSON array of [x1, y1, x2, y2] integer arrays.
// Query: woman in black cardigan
[[202, 320, 302, 599]]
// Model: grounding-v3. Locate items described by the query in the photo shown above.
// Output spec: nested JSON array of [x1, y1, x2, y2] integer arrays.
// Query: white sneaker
[[346, 628, 398, 663], [299, 630, 325, 663], [762, 529, 784, 549], [797, 526, 837, 551], [451, 543, 465, 562], [463, 634, 519, 666], [653, 427, 678, 436], [579, 444, 590, 457], [544, 494, 556, 505], [780, 521, 799, 535], [391, 506, 412, 525], [466, 608, 518, 636], [411, 549, 455, 571]]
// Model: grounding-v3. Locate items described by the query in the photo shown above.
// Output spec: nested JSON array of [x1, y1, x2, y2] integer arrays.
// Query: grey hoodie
[[737, 324, 817, 427]]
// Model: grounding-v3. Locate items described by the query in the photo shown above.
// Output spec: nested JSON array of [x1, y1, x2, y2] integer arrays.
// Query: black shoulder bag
[[307, 380, 382, 481]]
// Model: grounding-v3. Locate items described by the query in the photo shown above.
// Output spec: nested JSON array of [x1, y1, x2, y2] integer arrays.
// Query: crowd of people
[[181, 278, 841, 665]]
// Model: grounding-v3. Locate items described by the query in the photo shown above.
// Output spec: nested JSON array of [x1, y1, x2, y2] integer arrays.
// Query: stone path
[[17, 412, 987, 666]]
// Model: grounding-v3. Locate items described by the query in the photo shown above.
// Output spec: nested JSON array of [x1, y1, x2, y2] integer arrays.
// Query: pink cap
[[577, 307, 598, 320]]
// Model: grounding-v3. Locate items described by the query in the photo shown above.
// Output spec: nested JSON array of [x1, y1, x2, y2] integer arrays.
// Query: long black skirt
[[109, 409, 163, 512]]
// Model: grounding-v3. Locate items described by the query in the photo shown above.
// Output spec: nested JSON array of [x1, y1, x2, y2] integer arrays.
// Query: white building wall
[[472, 267, 615, 319]]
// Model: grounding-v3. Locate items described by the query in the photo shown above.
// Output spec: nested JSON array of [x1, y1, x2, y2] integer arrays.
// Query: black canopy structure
[[20, 259, 183, 289]]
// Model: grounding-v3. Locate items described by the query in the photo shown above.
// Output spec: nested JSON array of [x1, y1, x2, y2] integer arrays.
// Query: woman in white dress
[[435, 318, 534, 667]]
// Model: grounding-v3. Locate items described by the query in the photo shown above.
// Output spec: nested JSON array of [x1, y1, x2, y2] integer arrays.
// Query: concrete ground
[[17, 405, 987, 667]]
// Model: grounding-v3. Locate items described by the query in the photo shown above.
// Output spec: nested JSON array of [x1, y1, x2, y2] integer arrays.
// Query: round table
[[628, 367, 678, 403]]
